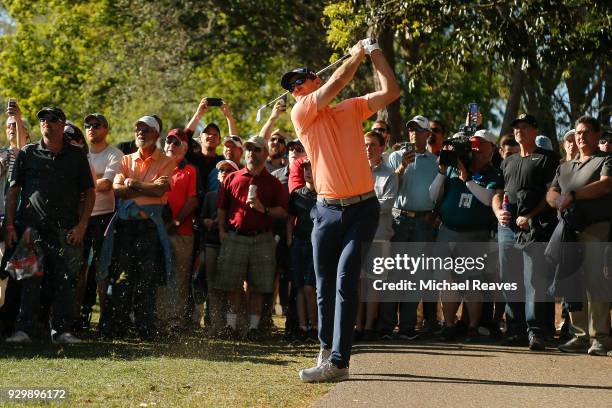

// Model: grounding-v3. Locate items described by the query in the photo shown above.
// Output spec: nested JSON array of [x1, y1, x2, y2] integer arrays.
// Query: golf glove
[[361, 38, 381, 55]]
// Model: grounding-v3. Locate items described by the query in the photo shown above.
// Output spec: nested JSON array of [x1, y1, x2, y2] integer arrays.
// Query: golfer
[[283, 38, 400, 382]]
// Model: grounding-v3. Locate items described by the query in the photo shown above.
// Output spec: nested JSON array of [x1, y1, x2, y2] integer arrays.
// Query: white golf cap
[[563, 129, 575, 141], [6, 116, 16, 125], [135, 115, 160, 133], [473, 129, 497, 145], [405, 115, 430, 130], [215, 159, 240, 172]]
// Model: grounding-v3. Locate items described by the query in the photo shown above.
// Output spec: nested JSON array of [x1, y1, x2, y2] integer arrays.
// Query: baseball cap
[[563, 129, 575, 141], [166, 128, 189, 143], [6, 117, 16, 125], [37, 106, 66, 122], [535, 135, 553, 151], [135, 115, 160, 133], [215, 159, 240, 172], [243, 136, 267, 150], [473, 129, 497, 145], [406, 115, 430, 130], [84, 113, 109, 128], [223, 135, 243, 148], [64, 121, 85, 143], [287, 139, 303, 149], [202, 122, 221, 136], [511, 113, 538, 129], [281, 67, 317, 91]]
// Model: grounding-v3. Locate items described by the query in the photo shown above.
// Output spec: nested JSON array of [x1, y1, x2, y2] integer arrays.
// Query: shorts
[[215, 231, 276, 293]]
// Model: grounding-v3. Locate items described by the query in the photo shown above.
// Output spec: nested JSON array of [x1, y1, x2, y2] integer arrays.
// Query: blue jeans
[[378, 214, 435, 332], [312, 197, 379, 368], [497, 224, 554, 337]]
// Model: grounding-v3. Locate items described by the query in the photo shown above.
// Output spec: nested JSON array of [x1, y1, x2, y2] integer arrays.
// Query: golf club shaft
[[256, 52, 352, 119]]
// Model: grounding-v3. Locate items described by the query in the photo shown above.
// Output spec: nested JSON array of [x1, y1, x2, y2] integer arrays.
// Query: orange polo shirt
[[291, 93, 374, 199], [114, 148, 175, 206]]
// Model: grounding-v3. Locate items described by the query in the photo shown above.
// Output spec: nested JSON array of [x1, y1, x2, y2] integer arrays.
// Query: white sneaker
[[53, 332, 82, 345], [587, 339, 608, 356], [299, 360, 349, 383], [5, 330, 32, 344], [316, 348, 332, 367]]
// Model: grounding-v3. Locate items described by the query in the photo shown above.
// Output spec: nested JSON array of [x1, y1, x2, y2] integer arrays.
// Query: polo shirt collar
[[136, 147, 161, 163], [37, 138, 68, 155]]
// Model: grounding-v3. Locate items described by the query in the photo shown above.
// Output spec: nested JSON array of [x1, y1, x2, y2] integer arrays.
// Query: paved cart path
[[311, 341, 612, 408]]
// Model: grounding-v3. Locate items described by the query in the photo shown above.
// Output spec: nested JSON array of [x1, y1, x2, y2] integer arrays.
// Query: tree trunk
[[500, 63, 524, 136]]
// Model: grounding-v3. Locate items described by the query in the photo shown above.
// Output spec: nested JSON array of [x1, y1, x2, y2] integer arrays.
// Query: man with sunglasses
[[73, 113, 124, 332], [4, 106, 95, 344], [428, 120, 446, 155], [102, 115, 175, 339], [599, 130, 612, 153], [284, 38, 400, 382], [216, 136, 288, 340], [158, 128, 201, 332], [265, 130, 289, 172]]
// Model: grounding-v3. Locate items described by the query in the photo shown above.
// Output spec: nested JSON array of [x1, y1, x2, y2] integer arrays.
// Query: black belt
[[392, 208, 430, 218], [317, 190, 376, 207], [228, 227, 268, 237]]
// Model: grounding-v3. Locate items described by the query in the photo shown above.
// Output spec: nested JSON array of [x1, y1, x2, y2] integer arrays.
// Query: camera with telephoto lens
[[439, 136, 472, 168]]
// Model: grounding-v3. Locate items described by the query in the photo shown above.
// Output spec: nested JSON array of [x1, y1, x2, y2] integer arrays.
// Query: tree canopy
[[0, 0, 610, 147]]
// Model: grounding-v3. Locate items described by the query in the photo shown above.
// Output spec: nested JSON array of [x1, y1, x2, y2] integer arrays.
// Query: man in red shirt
[[216, 136, 288, 339], [285, 38, 399, 382], [157, 128, 201, 331]]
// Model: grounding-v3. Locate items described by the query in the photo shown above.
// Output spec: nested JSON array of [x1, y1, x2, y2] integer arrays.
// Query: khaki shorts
[[215, 231, 276, 293]]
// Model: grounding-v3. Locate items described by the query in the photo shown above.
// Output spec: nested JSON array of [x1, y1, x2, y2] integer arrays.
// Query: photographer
[[429, 130, 503, 341]]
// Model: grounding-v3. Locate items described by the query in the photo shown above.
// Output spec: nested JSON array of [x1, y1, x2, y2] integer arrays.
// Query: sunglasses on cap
[[165, 137, 182, 147], [84, 123, 102, 129]]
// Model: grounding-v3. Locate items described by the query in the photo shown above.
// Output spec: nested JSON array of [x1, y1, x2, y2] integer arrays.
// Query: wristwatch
[[173, 219, 181, 227]]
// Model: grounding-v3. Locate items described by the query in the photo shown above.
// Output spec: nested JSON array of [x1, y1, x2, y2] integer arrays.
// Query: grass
[[0, 317, 332, 408]]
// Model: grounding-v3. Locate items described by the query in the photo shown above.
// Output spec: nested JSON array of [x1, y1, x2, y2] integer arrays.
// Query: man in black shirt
[[547, 115, 612, 356], [4, 107, 95, 345], [492, 114, 558, 350]]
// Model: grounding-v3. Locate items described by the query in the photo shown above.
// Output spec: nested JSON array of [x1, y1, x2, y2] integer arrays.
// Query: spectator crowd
[[0, 93, 611, 358]]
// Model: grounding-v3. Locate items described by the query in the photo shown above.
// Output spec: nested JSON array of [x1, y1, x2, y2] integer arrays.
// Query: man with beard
[[103, 115, 175, 339], [265, 130, 289, 172]]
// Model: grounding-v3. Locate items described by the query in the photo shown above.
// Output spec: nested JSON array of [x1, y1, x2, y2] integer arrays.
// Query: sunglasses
[[290, 77, 311, 91], [84, 123, 102, 129], [408, 126, 428, 133], [134, 127, 153, 134], [165, 137, 181, 147], [372, 127, 388, 133], [246, 146, 262, 153], [39, 117, 61, 123], [599, 139, 610, 144], [270, 137, 286, 144]]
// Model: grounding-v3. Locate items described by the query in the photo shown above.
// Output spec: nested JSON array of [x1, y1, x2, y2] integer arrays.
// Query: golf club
[[255, 38, 376, 122]]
